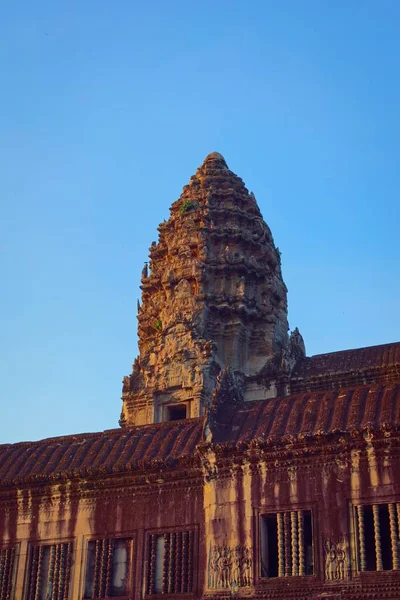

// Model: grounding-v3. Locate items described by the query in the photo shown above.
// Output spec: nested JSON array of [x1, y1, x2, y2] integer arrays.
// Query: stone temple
[[0, 153, 400, 600]]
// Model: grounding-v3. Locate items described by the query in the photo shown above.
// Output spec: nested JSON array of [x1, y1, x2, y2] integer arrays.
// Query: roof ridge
[[307, 340, 400, 360], [0, 417, 204, 450]]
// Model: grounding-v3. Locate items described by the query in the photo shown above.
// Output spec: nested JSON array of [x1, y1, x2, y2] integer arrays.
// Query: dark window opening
[[363, 505, 376, 571], [260, 510, 314, 578], [303, 511, 314, 575], [146, 530, 195, 596], [84, 538, 131, 598], [27, 543, 73, 600], [167, 404, 187, 421], [355, 502, 400, 572]]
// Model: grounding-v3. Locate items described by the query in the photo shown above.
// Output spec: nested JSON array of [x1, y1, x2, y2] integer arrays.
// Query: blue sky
[[1, 1, 399, 443]]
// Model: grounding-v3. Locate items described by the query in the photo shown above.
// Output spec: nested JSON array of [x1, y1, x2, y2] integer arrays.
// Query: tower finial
[[202, 152, 227, 167]]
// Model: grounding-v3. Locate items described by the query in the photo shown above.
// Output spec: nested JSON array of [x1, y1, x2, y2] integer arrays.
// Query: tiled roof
[[291, 342, 400, 391], [1, 382, 399, 487], [0, 419, 203, 487], [218, 382, 400, 445]]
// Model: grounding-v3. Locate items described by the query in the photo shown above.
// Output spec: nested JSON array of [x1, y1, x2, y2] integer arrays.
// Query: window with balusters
[[0, 546, 18, 599], [354, 503, 400, 572], [83, 538, 133, 599], [145, 529, 196, 596], [26, 542, 73, 600], [260, 510, 314, 578]]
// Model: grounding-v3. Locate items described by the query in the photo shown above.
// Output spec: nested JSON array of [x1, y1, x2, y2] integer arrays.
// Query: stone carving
[[324, 538, 347, 581], [208, 544, 252, 590], [212, 368, 244, 407], [288, 327, 306, 364]]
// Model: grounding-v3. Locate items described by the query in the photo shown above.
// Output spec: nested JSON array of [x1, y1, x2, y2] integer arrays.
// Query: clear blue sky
[[1, 1, 399, 443]]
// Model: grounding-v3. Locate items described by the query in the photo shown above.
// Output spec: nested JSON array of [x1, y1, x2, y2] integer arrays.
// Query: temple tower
[[120, 153, 303, 426]]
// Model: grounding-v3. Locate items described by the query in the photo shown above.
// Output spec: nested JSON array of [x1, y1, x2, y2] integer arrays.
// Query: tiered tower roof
[[120, 153, 301, 426]]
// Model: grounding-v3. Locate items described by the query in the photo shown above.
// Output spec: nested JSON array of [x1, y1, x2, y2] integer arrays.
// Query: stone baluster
[[0, 549, 10, 600], [389, 504, 399, 569], [63, 543, 72, 600], [373, 504, 383, 571], [291, 511, 299, 576], [162, 534, 170, 594], [93, 540, 102, 598], [97, 540, 106, 598], [53, 544, 62, 600], [174, 533, 182, 592], [48, 545, 56, 600], [397, 504, 400, 542], [168, 533, 175, 594], [0, 549, 7, 599], [59, 544, 66, 600], [105, 539, 114, 597], [187, 530, 194, 592], [356, 506, 366, 571], [28, 547, 39, 600], [34, 545, 43, 600], [284, 512, 291, 576], [277, 513, 285, 577], [6, 548, 15, 600], [150, 535, 157, 595], [298, 510, 305, 576], [182, 531, 188, 593]]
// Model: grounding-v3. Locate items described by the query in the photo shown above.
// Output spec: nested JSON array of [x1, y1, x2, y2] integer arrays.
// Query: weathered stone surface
[[120, 153, 296, 426]]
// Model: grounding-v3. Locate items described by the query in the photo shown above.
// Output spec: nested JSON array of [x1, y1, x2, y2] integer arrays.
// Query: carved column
[[291, 511, 299, 576], [284, 512, 291, 576], [162, 534, 169, 593], [34, 546, 43, 600], [373, 504, 383, 571], [0, 548, 15, 600], [277, 513, 285, 577], [356, 505, 366, 571], [174, 532, 182, 592], [93, 540, 101, 597], [389, 504, 399, 570], [28, 547, 39, 600], [148, 535, 156, 594], [63, 543, 72, 600], [397, 504, 400, 547], [181, 531, 189, 593], [105, 540, 114, 597], [55, 544, 61, 600], [187, 531, 194, 593], [298, 510, 305, 576]]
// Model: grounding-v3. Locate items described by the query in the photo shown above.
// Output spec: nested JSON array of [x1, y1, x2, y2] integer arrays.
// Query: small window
[[84, 538, 132, 598], [260, 510, 314, 578], [166, 404, 187, 421], [146, 530, 196, 596], [0, 547, 17, 598], [355, 503, 399, 572], [27, 542, 73, 600]]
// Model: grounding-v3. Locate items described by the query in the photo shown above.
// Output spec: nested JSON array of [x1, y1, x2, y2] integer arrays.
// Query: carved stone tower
[[120, 153, 304, 426]]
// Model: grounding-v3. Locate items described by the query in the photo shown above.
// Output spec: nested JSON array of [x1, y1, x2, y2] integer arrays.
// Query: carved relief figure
[[208, 546, 220, 589], [221, 545, 231, 588], [207, 545, 252, 589], [324, 538, 347, 581], [324, 540, 336, 581], [335, 539, 346, 580]]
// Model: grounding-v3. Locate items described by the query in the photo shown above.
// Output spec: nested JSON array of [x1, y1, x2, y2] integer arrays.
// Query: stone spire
[[120, 153, 298, 427]]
